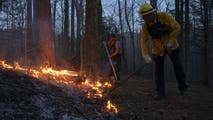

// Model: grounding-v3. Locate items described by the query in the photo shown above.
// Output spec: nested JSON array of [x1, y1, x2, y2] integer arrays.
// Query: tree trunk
[[175, 0, 180, 23], [175, 0, 184, 66], [202, 0, 211, 86], [150, 0, 157, 10], [75, 0, 84, 60], [184, 0, 190, 80], [179, 0, 184, 41], [82, 0, 102, 78], [70, 0, 75, 55], [209, 0, 213, 86], [26, 0, 32, 62], [118, 0, 127, 72], [60, 0, 64, 34], [52, 0, 57, 35], [26, 0, 39, 64], [63, 0, 69, 59], [124, 0, 135, 71], [35, 0, 55, 65]]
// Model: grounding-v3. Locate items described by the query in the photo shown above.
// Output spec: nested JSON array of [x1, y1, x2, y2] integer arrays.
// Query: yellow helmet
[[139, 4, 155, 16]]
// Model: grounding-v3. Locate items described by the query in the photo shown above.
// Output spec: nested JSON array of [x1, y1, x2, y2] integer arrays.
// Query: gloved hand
[[143, 55, 152, 63], [166, 40, 174, 49]]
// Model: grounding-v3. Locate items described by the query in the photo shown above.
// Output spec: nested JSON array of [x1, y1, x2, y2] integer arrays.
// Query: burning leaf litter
[[106, 100, 119, 113], [0, 60, 119, 113]]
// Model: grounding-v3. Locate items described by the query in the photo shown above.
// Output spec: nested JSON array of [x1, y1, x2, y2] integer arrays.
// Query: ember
[[0, 60, 119, 113], [82, 79, 112, 98], [106, 100, 119, 113]]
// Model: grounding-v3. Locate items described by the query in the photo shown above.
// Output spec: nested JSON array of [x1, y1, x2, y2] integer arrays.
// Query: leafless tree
[[124, 0, 136, 71], [201, 0, 212, 86]]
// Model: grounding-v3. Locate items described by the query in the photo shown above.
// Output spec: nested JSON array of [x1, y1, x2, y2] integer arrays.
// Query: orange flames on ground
[[0, 60, 119, 113], [106, 100, 119, 113]]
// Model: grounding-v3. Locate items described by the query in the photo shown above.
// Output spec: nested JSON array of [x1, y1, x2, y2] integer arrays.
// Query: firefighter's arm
[[166, 13, 180, 42], [162, 13, 180, 49], [110, 48, 119, 58], [140, 25, 149, 57], [140, 25, 152, 63]]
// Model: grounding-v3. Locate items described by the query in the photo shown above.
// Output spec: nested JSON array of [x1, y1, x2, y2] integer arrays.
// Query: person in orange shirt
[[139, 4, 188, 100], [104, 34, 121, 81]]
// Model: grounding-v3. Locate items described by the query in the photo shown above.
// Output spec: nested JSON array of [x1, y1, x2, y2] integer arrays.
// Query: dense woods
[[0, 0, 212, 85], [0, 0, 212, 82]]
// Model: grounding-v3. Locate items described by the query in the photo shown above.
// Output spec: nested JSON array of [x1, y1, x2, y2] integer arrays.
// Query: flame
[[82, 80, 112, 98], [41, 66, 78, 77], [0, 61, 13, 69], [106, 100, 119, 113], [0, 60, 110, 98], [0, 60, 119, 113]]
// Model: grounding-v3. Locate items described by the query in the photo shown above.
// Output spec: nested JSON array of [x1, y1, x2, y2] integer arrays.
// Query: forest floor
[[0, 69, 118, 120], [1, 68, 213, 120], [111, 75, 213, 120]]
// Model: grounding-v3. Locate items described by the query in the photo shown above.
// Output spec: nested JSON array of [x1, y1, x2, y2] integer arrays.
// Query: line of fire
[[0, 60, 118, 113]]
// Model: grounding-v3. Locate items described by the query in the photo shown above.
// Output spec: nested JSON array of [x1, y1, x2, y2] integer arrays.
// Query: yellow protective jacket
[[140, 12, 180, 57]]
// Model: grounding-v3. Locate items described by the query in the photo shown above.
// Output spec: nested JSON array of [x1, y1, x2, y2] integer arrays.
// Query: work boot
[[153, 94, 165, 101]]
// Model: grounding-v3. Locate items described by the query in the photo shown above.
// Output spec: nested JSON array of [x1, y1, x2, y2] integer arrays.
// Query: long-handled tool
[[109, 63, 150, 94], [103, 42, 118, 82]]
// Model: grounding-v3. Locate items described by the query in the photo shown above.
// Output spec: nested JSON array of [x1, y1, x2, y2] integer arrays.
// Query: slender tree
[[75, 0, 84, 57], [124, 0, 136, 71], [52, 0, 58, 34], [184, 0, 190, 79], [70, 0, 75, 55], [201, 0, 211, 86], [209, 0, 213, 86], [26, 0, 33, 62], [150, 0, 157, 10], [175, 0, 180, 23], [63, 0, 69, 58], [118, 0, 128, 72]]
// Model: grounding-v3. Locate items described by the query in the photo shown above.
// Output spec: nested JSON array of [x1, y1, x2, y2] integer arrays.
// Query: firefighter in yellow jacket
[[139, 4, 188, 100]]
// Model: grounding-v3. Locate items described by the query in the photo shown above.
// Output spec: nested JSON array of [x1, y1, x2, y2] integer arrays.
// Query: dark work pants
[[153, 48, 187, 96], [110, 54, 121, 80]]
